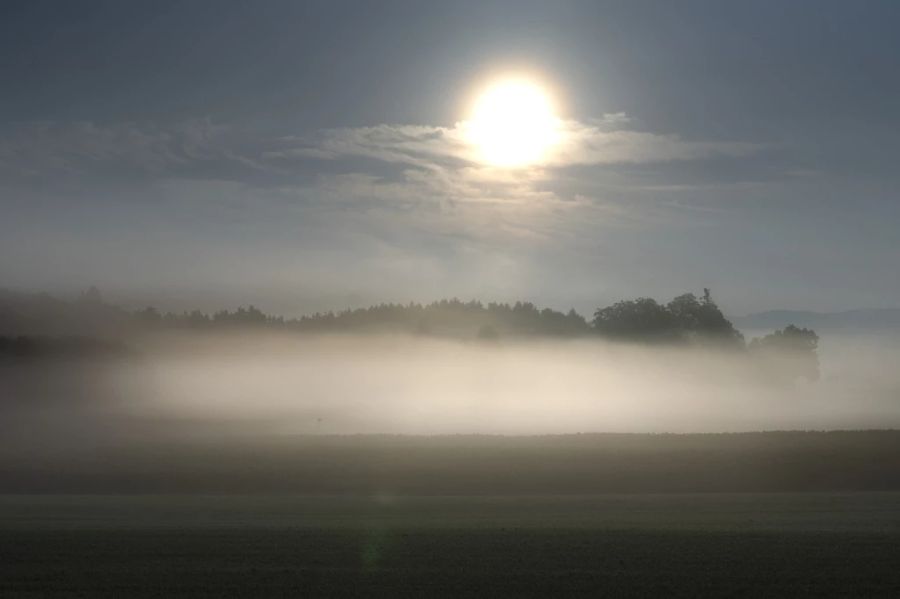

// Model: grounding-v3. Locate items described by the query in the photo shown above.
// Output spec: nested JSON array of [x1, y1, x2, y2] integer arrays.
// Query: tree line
[[1, 287, 820, 380], [132, 289, 818, 380], [134, 298, 588, 337]]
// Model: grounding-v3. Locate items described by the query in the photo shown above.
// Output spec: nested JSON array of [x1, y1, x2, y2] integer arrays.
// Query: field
[[3, 431, 900, 596], [5, 431, 900, 494], [2, 493, 899, 597]]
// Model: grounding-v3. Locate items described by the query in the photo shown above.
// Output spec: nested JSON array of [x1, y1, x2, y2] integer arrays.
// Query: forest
[[1, 287, 820, 380]]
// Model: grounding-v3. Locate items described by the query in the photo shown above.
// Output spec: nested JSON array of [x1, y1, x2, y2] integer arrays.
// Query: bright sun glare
[[467, 78, 560, 168]]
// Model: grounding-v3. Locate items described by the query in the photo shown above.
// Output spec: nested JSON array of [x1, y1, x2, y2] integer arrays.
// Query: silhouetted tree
[[593, 290, 743, 345], [592, 298, 677, 341], [666, 289, 743, 345], [136, 307, 162, 325], [749, 325, 820, 381]]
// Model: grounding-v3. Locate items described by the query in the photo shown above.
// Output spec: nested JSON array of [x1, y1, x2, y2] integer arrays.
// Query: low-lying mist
[[4, 331, 900, 493], [5, 331, 900, 443]]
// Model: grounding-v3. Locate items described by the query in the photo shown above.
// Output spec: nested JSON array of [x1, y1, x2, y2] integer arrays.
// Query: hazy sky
[[1, 0, 898, 316]]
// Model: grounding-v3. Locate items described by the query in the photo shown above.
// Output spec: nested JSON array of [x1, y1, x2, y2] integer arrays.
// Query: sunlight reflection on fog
[[108, 332, 900, 435]]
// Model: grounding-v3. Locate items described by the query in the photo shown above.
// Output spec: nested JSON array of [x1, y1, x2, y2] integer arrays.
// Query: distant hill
[[734, 309, 900, 332]]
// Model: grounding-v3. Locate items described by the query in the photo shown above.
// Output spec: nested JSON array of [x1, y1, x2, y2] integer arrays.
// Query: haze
[[3, 4, 900, 594], [4, 331, 899, 456]]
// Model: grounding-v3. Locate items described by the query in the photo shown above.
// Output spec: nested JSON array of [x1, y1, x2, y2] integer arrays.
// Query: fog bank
[[4, 332, 899, 445]]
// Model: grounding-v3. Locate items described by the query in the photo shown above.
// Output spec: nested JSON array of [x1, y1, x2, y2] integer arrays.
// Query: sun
[[467, 77, 560, 168]]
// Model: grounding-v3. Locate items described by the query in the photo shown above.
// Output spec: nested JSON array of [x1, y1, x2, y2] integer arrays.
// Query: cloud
[[294, 116, 758, 170], [0, 114, 758, 187], [258, 115, 758, 238], [0, 115, 776, 313], [258, 117, 760, 232], [0, 119, 268, 184], [0, 115, 762, 242], [549, 121, 757, 166]]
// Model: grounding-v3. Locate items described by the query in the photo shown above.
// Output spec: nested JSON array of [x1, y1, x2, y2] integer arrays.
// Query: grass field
[[2, 494, 899, 597]]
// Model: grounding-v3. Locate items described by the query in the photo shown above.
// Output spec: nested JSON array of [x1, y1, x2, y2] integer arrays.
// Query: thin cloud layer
[[0, 115, 758, 184], [0, 116, 761, 241], [0, 114, 767, 299], [0, 120, 239, 180], [293, 116, 758, 170]]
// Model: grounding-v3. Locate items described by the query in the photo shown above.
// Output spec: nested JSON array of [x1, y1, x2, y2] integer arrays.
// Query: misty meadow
[[2, 288, 900, 597], [2, 286, 899, 490], [3, 1, 900, 596], [1, 287, 828, 437]]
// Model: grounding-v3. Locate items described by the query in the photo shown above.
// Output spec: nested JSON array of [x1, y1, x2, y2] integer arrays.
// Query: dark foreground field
[[5, 431, 900, 494], [2, 494, 899, 598]]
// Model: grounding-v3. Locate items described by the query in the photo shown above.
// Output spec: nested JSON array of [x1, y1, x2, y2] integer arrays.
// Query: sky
[[1, 0, 898, 317]]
